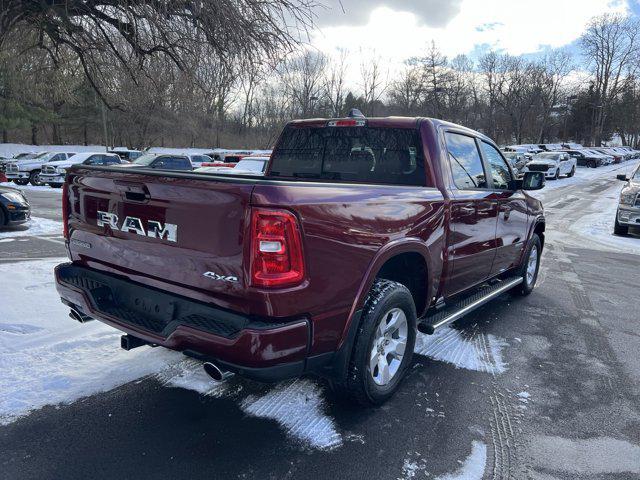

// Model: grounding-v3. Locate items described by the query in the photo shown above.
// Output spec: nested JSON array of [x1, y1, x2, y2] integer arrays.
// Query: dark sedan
[[0, 186, 30, 228]]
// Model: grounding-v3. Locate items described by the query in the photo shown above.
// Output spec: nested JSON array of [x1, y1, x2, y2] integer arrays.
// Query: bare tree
[[581, 13, 640, 145], [360, 54, 387, 115]]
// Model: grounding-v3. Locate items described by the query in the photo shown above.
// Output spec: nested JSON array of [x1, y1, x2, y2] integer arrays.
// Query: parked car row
[[501, 143, 640, 179], [1, 147, 272, 189]]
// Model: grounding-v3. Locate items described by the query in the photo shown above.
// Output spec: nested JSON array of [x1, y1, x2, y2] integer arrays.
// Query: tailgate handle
[[115, 183, 150, 203], [124, 190, 148, 202]]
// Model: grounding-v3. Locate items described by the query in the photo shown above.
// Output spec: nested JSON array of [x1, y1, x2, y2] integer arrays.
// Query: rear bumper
[[54, 262, 317, 382]]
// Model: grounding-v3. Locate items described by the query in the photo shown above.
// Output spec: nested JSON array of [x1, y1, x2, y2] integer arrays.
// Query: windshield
[[535, 153, 559, 160], [132, 154, 158, 166], [270, 126, 426, 186]]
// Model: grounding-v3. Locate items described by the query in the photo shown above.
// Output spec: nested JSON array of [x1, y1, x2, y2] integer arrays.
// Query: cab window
[[480, 141, 512, 190]]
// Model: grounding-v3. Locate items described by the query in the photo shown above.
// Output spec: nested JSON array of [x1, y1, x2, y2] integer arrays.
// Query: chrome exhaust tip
[[69, 308, 93, 323], [203, 361, 228, 382]]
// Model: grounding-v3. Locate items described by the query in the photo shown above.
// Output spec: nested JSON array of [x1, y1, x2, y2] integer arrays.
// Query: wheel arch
[[339, 238, 435, 348]]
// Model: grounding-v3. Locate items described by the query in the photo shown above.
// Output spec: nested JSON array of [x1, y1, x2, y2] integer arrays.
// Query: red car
[[55, 112, 545, 405]]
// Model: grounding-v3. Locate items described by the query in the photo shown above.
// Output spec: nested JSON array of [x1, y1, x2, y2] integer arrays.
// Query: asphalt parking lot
[[1, 167, 640, 480]]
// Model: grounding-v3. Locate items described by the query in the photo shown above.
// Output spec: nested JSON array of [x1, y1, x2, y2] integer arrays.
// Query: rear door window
[[270, 126, 427, 186], [445, 132, 487, 189]]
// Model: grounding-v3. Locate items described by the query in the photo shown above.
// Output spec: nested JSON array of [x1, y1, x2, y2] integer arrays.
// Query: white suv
[[40, 152, 123, 187], [521, 152, 577, 180]]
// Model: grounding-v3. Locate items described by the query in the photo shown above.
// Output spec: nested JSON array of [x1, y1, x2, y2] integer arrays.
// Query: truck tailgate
[[66, 169, 254, 300]]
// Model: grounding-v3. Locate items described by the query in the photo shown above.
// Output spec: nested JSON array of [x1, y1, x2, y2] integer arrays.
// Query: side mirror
[[617, 174, 629, 181], [519, 171, 545, 191]]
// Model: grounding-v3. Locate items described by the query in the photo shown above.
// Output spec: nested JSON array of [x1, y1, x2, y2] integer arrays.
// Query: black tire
[[614, 215, 629, 236], [513, 234, 542, 296], [29, 170, 42, 186], [552, 168, 559, 180], [0, 206, 5, 227], [588, 160, 597, 168], [14, 179, 28, 186], [336, 279, 417, 406], [49, 183, 62, 188], [567, 166, 575, 177]]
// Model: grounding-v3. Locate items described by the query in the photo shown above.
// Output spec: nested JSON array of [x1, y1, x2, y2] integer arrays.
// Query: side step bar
[[417, 276, 523, 335]]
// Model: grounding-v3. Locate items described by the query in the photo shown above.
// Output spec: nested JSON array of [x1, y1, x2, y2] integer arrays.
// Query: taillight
[[62, 182, 70, 239], [250, 208, 304, 288], [327, 119, 366, 127]]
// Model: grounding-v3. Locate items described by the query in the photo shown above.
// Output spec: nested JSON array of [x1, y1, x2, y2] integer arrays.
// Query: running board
[[417, 276, 523, 335]]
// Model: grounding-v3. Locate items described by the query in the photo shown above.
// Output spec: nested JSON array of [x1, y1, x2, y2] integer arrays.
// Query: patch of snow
[[568, 187, 640, 255], [157, 359, 232, 398], [414, 327, 508, 375], [0, 258, 182, 425], [517, 391, 531, 399], [0, 182, 63, 193], [240, 379, 342, 451], [400, 457, 428, 479], [436, 441, 487, 480], [0, 216, 62, 238]]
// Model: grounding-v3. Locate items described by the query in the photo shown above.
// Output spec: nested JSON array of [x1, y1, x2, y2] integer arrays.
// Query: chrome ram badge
[[97, 211, 177, 242]]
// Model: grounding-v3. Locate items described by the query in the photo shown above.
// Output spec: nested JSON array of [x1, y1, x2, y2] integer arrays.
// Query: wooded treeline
[[0, 3, 638, 149]]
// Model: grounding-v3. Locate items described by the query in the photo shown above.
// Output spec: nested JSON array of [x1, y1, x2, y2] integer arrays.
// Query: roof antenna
[[348, 108, 365, 118]]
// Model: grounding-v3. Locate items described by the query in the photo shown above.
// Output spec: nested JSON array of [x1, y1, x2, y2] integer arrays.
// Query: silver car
[[615, 164, 640, 235]]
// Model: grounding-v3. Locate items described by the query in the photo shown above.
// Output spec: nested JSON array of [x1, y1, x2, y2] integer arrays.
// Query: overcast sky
[[308, 0, 637, 85]]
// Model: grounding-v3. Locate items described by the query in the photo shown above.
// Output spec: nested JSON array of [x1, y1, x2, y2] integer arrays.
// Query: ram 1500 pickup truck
[[55, 114, 546, 405]]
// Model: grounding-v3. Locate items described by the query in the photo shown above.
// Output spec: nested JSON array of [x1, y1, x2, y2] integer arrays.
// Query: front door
[[443, 131, 499, 297], [479, 141, 529, 276]]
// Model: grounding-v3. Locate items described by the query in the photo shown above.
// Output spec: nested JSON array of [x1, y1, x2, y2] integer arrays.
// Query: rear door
[[443, 131, 499, 297], [479, 141, 528, 277]]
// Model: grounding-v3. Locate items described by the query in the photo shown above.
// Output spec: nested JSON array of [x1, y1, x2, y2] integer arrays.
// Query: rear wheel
[[49, 183, 62, 188], [336, 279, 416, 406], [14, 179, 28, 186], [614, 215, 629, 236], [513, 234, 541, 296], [29, 170, 42, 186], [588, 160, 597, 168]]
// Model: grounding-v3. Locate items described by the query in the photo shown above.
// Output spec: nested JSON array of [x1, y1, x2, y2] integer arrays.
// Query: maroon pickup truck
[[55, 113, 546, 405]]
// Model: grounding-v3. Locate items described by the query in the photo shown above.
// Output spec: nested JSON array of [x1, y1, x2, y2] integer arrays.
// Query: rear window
[[269, 126, 427, 186]]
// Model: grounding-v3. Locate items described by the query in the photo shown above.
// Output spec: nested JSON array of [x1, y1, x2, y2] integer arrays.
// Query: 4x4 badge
[[203, 271, 238, 283]]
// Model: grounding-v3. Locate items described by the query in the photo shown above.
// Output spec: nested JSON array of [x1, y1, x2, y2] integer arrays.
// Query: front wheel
[[29, 170, 43, 186], [337, 279, 416, 406], [588, 160, 597, 168], [14, 179, 28, 186], [513, 234, 542, 296], [567, 166, 575, 177], [49, 183, 63, 188]]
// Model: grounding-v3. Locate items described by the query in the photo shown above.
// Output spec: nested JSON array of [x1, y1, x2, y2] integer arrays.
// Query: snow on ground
[[414, 327, 508, 375], [0, 181, 63, 193], [530, 160, 639, 203], [569, 186, 640, 255], [435, 441, 487, 480], [240, 379, 343, 450], [0, 259, 182, 425], [0, 217, 62, 238]]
